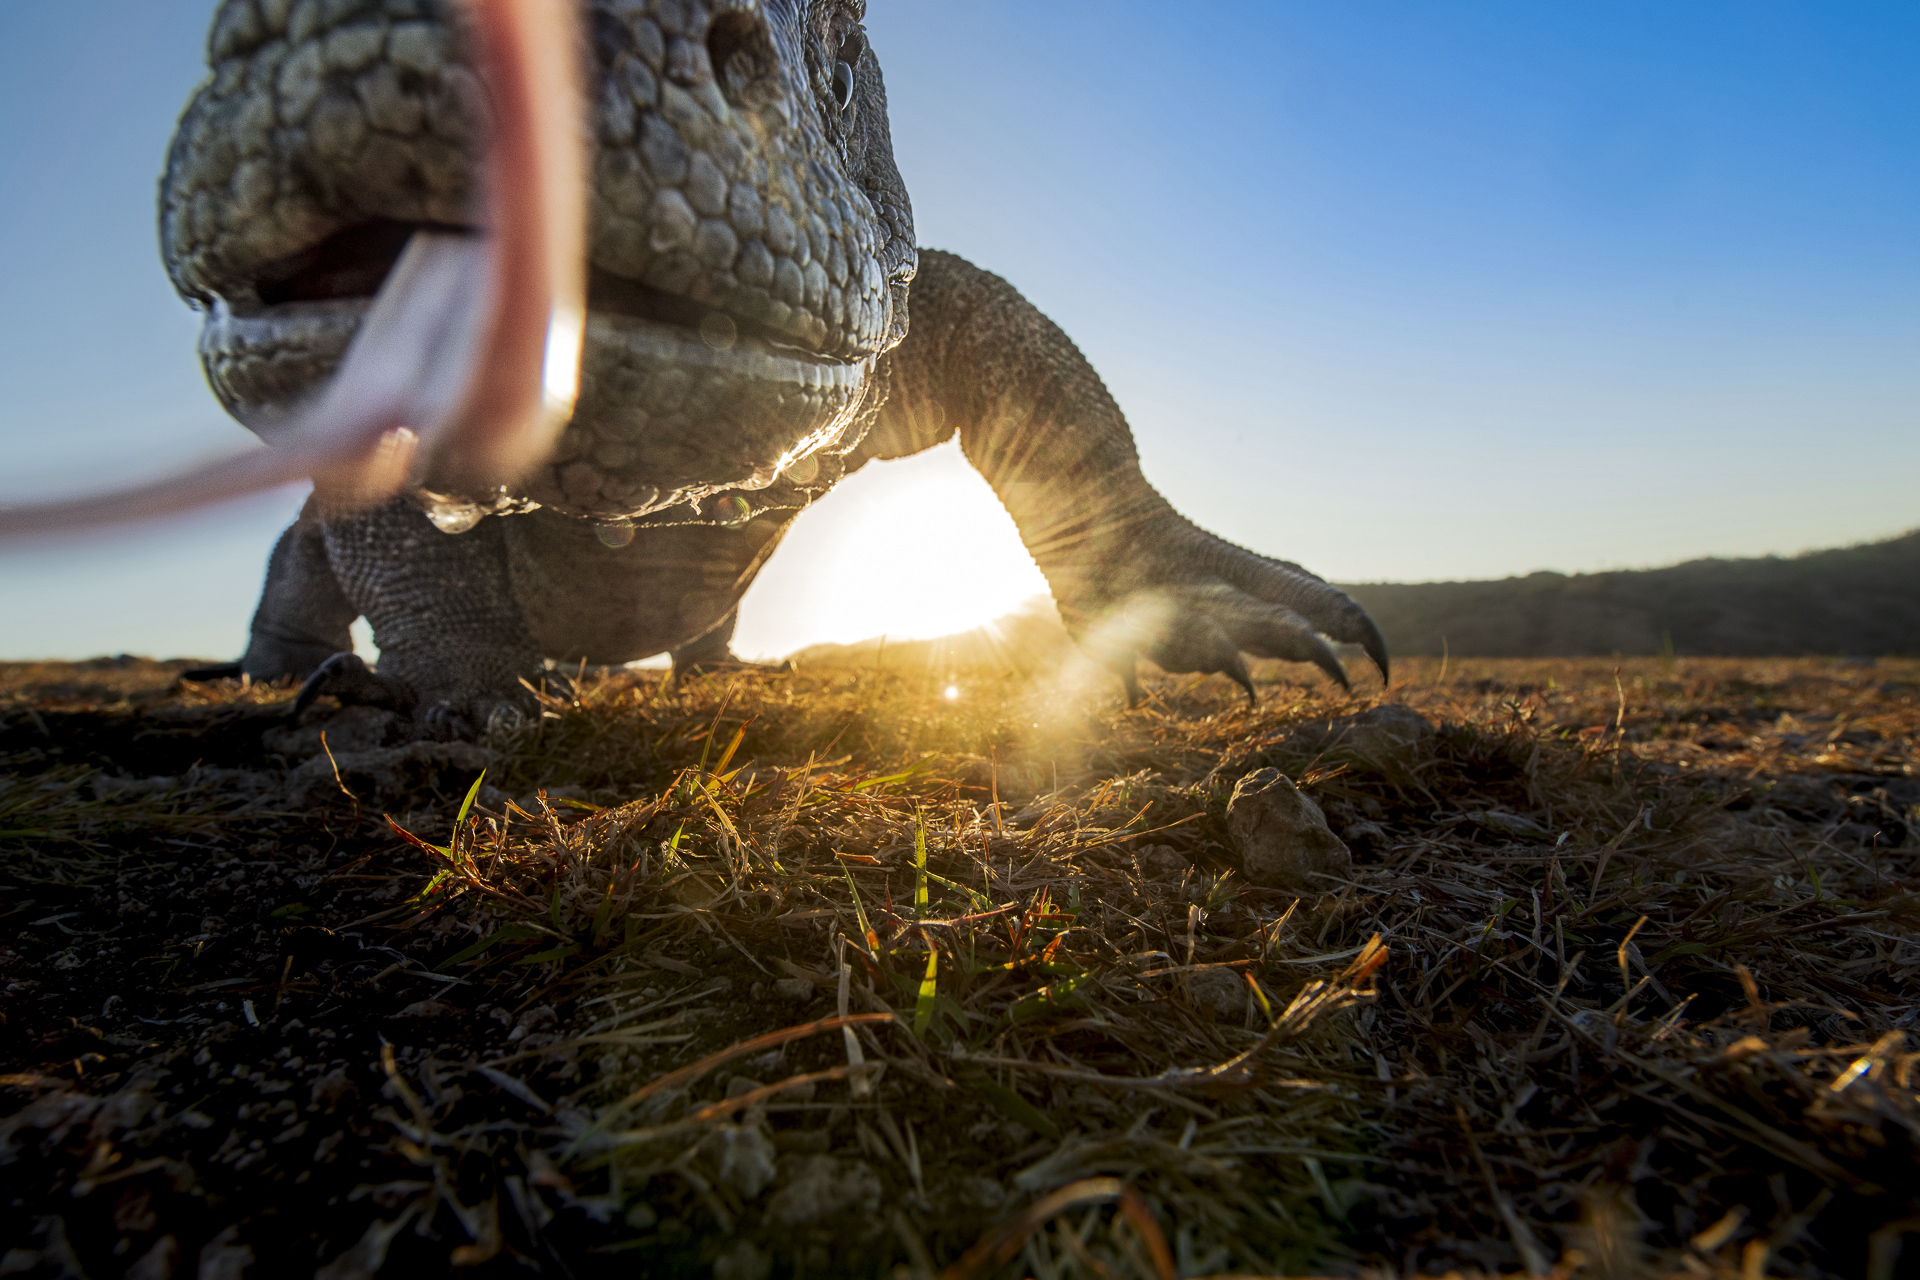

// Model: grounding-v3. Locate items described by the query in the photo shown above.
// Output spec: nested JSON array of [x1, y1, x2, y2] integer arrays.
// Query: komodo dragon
[[164, 0, 1388, 737]]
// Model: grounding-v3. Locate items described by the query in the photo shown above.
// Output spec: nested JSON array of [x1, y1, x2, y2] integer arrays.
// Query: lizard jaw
[[202, 220, 876, 523]]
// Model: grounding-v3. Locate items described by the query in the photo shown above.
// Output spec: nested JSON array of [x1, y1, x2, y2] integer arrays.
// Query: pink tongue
[[0, 0, 585, 538]]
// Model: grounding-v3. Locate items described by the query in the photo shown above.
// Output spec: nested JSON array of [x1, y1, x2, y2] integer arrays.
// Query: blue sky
[[2, 1, 1916, 660]]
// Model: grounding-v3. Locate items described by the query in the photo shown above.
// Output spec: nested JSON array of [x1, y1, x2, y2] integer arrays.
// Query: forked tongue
[[0, 0, 585, 538]]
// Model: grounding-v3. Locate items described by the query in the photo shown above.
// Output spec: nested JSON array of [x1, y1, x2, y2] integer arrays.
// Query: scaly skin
[[167, 0, 1385, 736]]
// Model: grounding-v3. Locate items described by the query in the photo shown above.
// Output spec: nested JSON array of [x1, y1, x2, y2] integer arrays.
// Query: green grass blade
[[455, 769, 487, 829], [922, 868, 990, 912], [1246, 971, 1277, 1027], [912, 943, 938, 1038], [398, 869, 452, 912], [913, 811, 929, 917], [437, 922, 544, 970], [840, 864, 877, 954], [515, 943, 579, 966], [711, 722, 749, 777], [851, 758, 936, 793], [692, 682, 742, 781], [591, 878, 617, 948], [977, 1082, 1060, 1139]]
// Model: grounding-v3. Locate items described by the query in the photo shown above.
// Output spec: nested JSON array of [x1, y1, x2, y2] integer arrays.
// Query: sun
[[731, 440, 1052, 658]]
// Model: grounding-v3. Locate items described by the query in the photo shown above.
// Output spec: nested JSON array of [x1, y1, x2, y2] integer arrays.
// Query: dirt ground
[[1, 651, 1916, 1278]]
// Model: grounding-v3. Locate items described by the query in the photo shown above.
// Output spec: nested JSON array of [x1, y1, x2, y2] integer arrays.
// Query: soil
[[1, 654, 1916, 1279]]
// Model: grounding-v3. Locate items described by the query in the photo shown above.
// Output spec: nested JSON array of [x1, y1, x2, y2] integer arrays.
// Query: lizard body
[[165, 0, 1385, 733]]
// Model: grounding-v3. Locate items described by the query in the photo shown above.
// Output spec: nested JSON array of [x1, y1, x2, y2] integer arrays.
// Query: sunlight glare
[[943, 685, 961, 701], [732, 440, 1052, 658]]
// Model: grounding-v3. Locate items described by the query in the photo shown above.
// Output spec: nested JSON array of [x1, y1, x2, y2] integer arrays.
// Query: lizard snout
[[159, 0, 916, 529]]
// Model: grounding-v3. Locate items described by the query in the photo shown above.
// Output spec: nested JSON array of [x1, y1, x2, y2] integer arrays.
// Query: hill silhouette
[[792, 530, 1920, 667], [1340, 529, 1920, 657]]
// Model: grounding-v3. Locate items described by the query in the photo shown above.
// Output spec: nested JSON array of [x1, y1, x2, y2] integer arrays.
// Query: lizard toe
[[484, 702, 530, 737], [293, 653, 416, 718], [418, 701, 476, 742], [416, 698, 533, 743], [1208, 543, 1388, 683], [1124, 587, 1350, 702]]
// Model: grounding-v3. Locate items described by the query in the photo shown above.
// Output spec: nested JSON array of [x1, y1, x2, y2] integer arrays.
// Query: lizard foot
[[1063, 525, 1389, 708], [293, 653, 415, 718], [293, 654, 545, 740]]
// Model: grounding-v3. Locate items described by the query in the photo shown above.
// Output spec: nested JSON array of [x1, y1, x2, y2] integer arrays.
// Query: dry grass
[[0, 650, 1916, 1278]]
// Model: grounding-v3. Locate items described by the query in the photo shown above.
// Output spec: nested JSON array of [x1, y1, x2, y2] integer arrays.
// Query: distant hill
[[790, 597, 1073, 672], [789, 531, 1920, 668], [1338, 530, 1920, 658]]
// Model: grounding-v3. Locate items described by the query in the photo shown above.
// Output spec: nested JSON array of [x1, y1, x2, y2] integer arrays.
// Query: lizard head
[[160, 0, 915, 526]]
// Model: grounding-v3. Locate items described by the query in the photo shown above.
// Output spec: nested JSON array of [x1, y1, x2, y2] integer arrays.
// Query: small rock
[[262, 705, 404, 758], [125, 1235, 179, 1280], [285, 741, 494, 809], [1287, 705, 1435, 777], [195, 1226, 253, 1280], [1186, 967, 1248, 1020], [960, 1176, 1007, 1210], [1466, 809, 1551, 838], [773, 1078, 817, 1103], [713, 1240, 772, 1280], [771, 977, 813, 1002], [765, 1155, 883, 1226], [397, 999, 453, 1019], [1339, 818, 1390, 851], [1134, 844, 1189, 880], [1225, 769, 1352, 891], [508, 1005, 557, 1043], [707, 1123, 778, 1198]]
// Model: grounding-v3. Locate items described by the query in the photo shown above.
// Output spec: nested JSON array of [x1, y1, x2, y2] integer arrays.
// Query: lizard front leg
[[873, 250, 1387, 703], [182, 497, 359, 685], [316, 499, 546, 739]]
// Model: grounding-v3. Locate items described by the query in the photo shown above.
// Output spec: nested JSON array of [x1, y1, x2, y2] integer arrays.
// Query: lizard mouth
[[202, 221, 875, 520], [241, 219, 832, 362], [251, 220, 457, 307]]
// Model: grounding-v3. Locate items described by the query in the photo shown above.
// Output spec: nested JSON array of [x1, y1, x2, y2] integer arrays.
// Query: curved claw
[[1105, 590, 1350, 705], [1222, 652, 1256, 706], [1302, 631, 1350, 691], [1200, 536, 1387, 686], [1256, 623, 1348, 693], [418, 698, 530, 741], [418, 701, 475, 741], [1202, 594, 1350, 693], [419, 694, 541, 742], [293, 653, 415, 717], [1355, 612, 1390, 685]]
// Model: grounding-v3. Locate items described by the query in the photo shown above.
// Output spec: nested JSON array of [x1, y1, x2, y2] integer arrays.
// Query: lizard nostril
[[706, 10, 777, 107]]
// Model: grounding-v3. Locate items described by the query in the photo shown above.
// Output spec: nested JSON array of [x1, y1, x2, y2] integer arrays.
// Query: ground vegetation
[[1, 648, 1916, 1278]]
